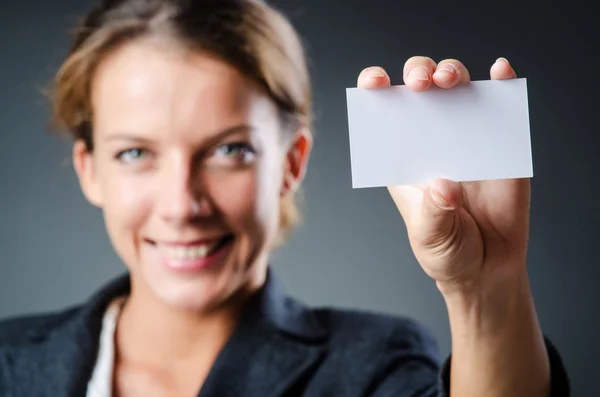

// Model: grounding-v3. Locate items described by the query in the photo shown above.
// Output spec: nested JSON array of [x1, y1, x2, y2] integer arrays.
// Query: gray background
[[1, 0, 596, 394]]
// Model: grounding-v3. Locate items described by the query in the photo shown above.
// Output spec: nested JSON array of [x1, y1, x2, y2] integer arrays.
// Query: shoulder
[[0, 274, 129, 349], [310, 306, 440, 358], [0, 305, 83, 347]]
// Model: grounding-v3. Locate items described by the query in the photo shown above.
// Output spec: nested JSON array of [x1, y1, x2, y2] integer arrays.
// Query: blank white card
[[346, 78, 533, 188]]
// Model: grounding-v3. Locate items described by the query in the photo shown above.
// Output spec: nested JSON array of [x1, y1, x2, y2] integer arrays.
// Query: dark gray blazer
[[0, 271, 569, 396]]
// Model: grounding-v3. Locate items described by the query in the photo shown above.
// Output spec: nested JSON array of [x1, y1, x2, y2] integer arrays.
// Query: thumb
[[417, 178, 464, 248]]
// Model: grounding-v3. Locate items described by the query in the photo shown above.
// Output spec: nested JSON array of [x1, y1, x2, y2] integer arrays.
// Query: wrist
[[440, 268, 551, 397], [438, 268, 533, 336]]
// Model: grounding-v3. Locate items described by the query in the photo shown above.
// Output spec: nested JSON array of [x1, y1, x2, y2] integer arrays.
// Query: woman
[[0, 0, 569, 396]]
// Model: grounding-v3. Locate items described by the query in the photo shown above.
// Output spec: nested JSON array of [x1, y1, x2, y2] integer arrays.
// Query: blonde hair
[[50, 0, 312, 241]]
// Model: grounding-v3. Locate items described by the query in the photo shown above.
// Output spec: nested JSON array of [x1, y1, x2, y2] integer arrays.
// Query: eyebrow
[[104, 124, 254, 145]]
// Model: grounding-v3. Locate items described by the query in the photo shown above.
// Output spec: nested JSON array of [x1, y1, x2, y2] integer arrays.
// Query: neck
[[115, 273, 266, 370]]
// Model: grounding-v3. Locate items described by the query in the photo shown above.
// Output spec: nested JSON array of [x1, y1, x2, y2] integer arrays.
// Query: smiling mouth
[[148, 236, 234, 260]]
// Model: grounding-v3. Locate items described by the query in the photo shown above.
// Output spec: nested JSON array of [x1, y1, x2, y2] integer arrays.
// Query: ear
[[281, 127, 312, 196], [73, 140, 103, 208]]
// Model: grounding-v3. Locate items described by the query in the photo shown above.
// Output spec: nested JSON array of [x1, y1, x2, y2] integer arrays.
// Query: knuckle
[[405, 56, 437, 72]]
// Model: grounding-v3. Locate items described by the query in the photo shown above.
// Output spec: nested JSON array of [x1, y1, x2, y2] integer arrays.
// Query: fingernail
[[496, 57, 510, 65], [408, 66, 429, 81], [436, 63, 457, 75], [431, 189, 452, 209], [367, 67, 386, 77]]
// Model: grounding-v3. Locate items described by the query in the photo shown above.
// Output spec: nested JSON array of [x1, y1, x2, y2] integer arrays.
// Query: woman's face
[[73, 38, 311, 312]]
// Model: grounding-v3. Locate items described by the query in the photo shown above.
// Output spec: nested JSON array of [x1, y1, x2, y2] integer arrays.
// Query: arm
[[356, 56, 569, 396], [365, 288, 568, 396], [440, 272, 550, 396]]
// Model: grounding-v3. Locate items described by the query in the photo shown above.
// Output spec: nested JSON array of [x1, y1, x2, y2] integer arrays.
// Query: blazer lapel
[[1, 274, 131, 397], [198, 271, 327, 397], [3, 322, 99, 397], [1, 271, 325, 397]]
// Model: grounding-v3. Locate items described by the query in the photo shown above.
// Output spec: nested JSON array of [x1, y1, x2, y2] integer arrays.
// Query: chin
[[144, 269, 238, 313], [158, 278, 229, 312], [127, 235, 238, 311], [127, 235, 268, 313]]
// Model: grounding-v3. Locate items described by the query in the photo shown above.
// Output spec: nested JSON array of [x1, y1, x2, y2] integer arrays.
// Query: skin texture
[[358, 56, 550, 397], [73, 37, 311, 396]]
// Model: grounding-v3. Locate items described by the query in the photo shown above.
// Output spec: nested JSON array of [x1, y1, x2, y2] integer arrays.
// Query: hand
[[357, 56, 529, 296]]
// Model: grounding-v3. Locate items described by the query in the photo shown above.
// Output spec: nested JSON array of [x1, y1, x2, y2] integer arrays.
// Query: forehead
[[91, 38, 278, 139]]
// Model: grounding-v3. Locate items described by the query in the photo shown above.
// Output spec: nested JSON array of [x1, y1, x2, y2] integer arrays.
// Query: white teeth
[[160, 241, 220, 260]]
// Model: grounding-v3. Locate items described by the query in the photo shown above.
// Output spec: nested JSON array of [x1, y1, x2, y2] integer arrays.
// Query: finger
[[490, 57, 517, 80], [426, 178, 463, 212], [415, 178, 464, 249], [357, 66, 391, 89], [432, 59, 471, 89], [403, 56, 437, 92]]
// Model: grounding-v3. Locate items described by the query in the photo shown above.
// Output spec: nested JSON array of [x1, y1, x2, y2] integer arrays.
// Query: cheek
[[206, 161, 283, 233], [100, 172, 153, 239]]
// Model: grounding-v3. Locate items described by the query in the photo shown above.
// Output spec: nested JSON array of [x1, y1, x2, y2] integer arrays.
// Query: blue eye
[[116, 148, 149, 163], [215, 143, 256, 161]]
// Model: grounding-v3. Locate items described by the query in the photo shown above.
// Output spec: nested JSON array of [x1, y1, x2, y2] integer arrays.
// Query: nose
[[155, 154, 211, 224]]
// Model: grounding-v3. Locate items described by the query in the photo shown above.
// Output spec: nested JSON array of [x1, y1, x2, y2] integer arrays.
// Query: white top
[[85, 297, 126, 397]]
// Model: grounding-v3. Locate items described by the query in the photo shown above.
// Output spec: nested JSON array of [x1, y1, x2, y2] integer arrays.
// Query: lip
[[148, 236, 234, 273], [149, 237, 227, 247]]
